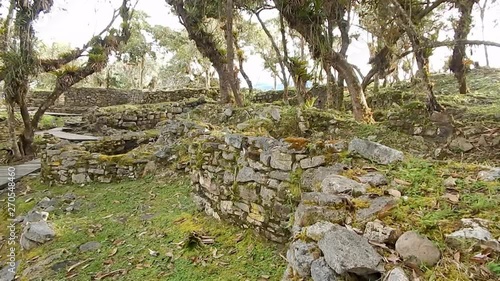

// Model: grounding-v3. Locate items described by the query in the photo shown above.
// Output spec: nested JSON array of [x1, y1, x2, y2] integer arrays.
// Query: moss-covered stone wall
[[28, 88, 219, 109], [83, 97, 209, 131], [41, 133, 156, 185], [188, 133, 347, 243]]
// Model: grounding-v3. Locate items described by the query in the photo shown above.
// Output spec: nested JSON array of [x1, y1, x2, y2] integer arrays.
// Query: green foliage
[[37, 115, 64, 130]]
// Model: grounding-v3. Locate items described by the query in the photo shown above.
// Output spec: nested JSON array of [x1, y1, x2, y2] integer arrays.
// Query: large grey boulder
[[286, 240, 321, 277], [0, 262, 18, 281], [318, 225, 384, 276], [79, 241, 102, 252], [20, 221, 56, 250], [236, 167, 256, 183], [449, 137, 474, 152], [348, 138, 404, 164], [311, 257, 337, 281], [320, 175, 367, 196], [356, 196, 397, 221], [446, 218, 500, 251], [395, 231, 441, 266], [477, 167, 500, 182], [224, 134, 243, 149]]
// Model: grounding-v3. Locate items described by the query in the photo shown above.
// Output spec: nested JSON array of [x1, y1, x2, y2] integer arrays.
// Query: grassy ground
[[0, 177, 286, 281]]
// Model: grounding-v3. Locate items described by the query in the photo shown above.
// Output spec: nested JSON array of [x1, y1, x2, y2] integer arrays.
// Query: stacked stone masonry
[[28, 88, 218, 108], [41, 133, 155, 185], [84, 97, 208, 131], [189, 133, 348, 243]]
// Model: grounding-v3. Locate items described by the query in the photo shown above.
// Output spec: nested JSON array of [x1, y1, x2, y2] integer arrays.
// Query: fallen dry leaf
[[443, 189, 460, 203], [471, 252, 490, 263], [94, 269, 126, 280], [386, 189, 402, 198], [386, 254, 400, 263], [112, 239, 125, 246], [393, 178, 411, 186], [235, 233, 244, 243], [149, 249, 159, 257], [108, 248, 118, 257], [454, 252, 461, 262], [67, 258, 94, 273]]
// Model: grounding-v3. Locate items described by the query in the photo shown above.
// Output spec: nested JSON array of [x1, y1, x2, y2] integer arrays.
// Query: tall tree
[[360, 0, 449, 91], [274, 0, 373, 122], [225, 0, 243, 106], [166, 0, 244, 106], [118, 10, 156, 89], [389, 0, 444, 112], [0, 0, 134, 156], [1, 0, 21, 160], [449, 0, 478, 95], [477, 0, 494, 67]]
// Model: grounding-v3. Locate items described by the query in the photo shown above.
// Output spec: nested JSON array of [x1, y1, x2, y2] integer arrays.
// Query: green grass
[[0, 178, 286, 280], [370, 157, 500, 280], [0, 112, 64, 131]]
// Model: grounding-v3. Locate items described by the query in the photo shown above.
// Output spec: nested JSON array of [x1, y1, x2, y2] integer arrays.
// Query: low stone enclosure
[[41, 132, 157, 185]]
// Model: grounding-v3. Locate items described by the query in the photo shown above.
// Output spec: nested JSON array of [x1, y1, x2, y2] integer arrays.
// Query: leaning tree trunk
[[331, 52, 373, 122], [390, 0, 443, 112], [279, 12, 290, 104], [225, 0, 243, 106], [479, 1, 490, 67], [234, 40, 253, 95], [334, 5, 351, 111], [450, 0, 475, 95], [6, 103, 21, 160], [322, 60, 335, 109], [254, 10, 289, 102]]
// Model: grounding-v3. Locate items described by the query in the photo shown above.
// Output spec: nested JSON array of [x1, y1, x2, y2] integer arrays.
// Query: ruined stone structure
[[40, 132, 156, 185], [83, 97, 208, 131], [27, 88, 218, 109]]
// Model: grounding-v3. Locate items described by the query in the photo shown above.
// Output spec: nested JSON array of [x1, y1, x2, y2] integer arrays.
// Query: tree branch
[[39, 7, 121, 72]]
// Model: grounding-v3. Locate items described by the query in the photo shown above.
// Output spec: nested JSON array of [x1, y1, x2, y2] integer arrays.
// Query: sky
[[33, 0, 500, 89]]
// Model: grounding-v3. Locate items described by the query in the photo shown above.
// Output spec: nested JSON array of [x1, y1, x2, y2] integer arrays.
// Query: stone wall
[[41, 132, 156, 185], [83, 97, 209, 132], [28, 88, 218, 109], [188, 133, 349, 243]]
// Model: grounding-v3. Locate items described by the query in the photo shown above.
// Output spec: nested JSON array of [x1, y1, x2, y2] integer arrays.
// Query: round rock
[[395, 231, 441, 266]]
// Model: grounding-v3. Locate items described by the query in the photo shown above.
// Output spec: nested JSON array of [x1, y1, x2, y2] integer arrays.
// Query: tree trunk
[[323, 60, 335, 109], [479, 1, 490, 67], [216, 66, 231, 103], [279, 12, 290, 104], [19, 103, 35, 157], [331, 52, 373, 122], [225, 0, 243, 106], [390, 0, 443, 112], [449, 0, 475, 95], [205, 68, 210, 89], [234, 40, 253, 95], [335, 4, 351, 111], [373, 73, 380, 94], [2, 0, 21, 160], [139, 55, 145, 89], [6, 103, 21, 159]]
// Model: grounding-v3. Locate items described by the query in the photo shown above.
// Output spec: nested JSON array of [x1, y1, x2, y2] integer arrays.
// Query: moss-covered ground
[[0, 177, 286, 280]]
